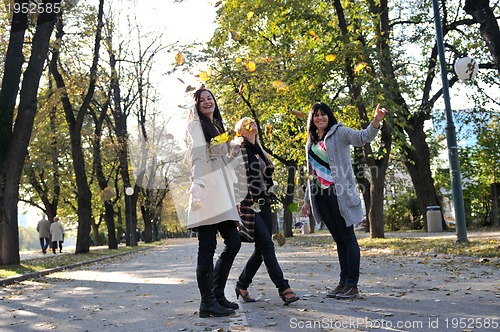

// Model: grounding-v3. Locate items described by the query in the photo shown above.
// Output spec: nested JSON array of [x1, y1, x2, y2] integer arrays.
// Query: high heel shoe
[[279, 288, 299, 306], [235, 286, 256, 302]]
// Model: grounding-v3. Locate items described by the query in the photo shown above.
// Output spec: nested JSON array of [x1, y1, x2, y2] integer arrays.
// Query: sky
[[125, 0, 219, 141], [20, 0, 219, 228]]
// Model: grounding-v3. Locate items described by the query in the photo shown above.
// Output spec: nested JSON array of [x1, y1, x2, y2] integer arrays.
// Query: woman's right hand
[[301, 201, 311, 217], [189, 183, 204, 202]]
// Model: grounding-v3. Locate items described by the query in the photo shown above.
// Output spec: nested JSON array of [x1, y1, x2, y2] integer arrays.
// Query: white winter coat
[[185, 115, 241, 229], [50, 221, 64, 242]]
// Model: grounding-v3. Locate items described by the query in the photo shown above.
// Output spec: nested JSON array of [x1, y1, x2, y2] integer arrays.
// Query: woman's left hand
[[373, 103, 388, 128]]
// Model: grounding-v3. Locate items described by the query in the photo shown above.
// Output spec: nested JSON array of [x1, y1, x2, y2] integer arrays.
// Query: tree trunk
[[283, 163, 297, 237], [0, 4, 27, 154], [334, 0, 391, 238], [402, 114, 443, 227], [90, 100, 118, 249], [369, 166, 386, 238], [0, 6, 58, 264], [464, 0, 500, 73], [49, 0, 104, 253], [353, 147, 371, 232], [104, 202, 118, 248], [491, 183, 500, 227], [108, 43, 137, 246]]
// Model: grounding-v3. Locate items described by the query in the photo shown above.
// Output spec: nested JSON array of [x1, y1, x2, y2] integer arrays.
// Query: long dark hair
[[193, 88, 225, 143], [306, 102, 338, 143]]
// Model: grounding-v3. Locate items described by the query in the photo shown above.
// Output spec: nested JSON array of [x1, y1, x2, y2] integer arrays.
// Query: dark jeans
[[237, 203, 290, 293], [197, 220, 241, 267], [52, 241, 63, 252], [315, 187, 360, 287], [39, 238, 49, 251]]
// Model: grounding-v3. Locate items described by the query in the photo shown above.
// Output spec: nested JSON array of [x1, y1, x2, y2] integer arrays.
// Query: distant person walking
[[50, 216, 65, 254], [36, 215, 51, 254], [301, 102, 387, 299]]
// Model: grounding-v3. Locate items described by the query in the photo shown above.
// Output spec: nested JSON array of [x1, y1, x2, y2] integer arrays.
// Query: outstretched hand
[[373, 103, 388, 128]]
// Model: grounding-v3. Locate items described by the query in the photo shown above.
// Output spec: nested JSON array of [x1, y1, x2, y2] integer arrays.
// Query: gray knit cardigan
[[304, 121, 379, 227]]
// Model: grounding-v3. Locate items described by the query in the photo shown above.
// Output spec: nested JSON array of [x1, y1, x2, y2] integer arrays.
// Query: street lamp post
[[125, 186, 135, 246], [431, 0, 468, 242]]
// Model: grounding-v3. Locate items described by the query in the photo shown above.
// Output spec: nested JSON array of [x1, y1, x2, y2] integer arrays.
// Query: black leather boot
[[213, 259, 239, 309], [197, 265, 235, 318]]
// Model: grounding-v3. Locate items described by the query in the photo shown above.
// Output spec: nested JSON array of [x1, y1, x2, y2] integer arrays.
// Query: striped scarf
[[309, 141, 334, 189]]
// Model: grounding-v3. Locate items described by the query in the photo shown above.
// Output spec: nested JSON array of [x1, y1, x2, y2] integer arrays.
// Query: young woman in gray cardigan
[[301, 102, 387, 299]]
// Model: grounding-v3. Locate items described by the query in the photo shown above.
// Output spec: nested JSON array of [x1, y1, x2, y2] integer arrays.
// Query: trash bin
[[301, 218, 311, 234], [426, 206, 443, 232]]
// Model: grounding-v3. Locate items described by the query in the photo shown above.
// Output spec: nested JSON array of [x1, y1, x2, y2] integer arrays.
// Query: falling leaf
[[214, 0, 222, 7], [177, 77, 185, 84], [185, 85, 195, 93], [250, 202, 261, 212], [175, 52, 184, 65], [246, 61, 256, 72], [247, 11, 254, 20], [272, 80, 288, 92], [229, 29, 241, 41], [265, 124, 273, 138], [197, 70, 212, 82], [354, 62, 369, 74], [210, 130, 236, 146], [309, 30, 318, 40], [243, 119, 253, 131], [287, 202, 299, 212], [325, 54, 336, 62], [238, 83, 245, 94], [290, 110, 307, 119]]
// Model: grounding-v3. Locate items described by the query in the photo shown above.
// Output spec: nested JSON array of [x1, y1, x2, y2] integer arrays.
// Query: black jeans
[[52, 241, 63, 252], [315, 187, 360, 287], [197, 220, 241, 267], [237, 202, 290, 293]]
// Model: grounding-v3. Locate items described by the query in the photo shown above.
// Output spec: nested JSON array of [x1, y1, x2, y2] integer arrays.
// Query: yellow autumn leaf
[[175, 52, 184, 65], [198, 71, 210, 81], [272, 80, 285, 89], [247, 11, 254, 20], [309, 30, 318, 39], [265, 124, 273, 138], [243, 119, 253, 131], [211, 130, 236, 145], [246, 61, 256, 72], [354, 62, 369, 74], [235, 57, 242, 63], [325, 54, 336, 62]]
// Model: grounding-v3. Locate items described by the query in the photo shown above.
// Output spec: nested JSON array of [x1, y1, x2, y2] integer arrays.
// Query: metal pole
[[431, 0, 468, 242]]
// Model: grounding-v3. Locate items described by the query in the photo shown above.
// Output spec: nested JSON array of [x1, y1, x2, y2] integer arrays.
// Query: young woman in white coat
[[301, 102, 387, 299], [186, 88, 242, 318]]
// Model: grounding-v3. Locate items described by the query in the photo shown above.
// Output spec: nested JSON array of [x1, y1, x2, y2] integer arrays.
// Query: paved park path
[[1, 232, 499, 331]]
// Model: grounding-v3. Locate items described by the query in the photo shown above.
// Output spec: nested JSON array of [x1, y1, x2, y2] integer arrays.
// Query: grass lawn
[[286, 229, 500, 260]]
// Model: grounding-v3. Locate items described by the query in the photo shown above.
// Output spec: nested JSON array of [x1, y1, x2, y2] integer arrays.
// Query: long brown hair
[[193, 88, 225, 142], [306, 102, 338, 143]]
